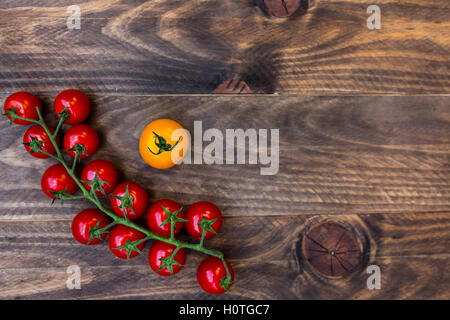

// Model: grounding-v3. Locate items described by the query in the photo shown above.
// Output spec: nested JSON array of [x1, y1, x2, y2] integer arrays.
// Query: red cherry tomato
[[63, 124, 98, 159], [148, 241, 186, 276], [3, 92, 42, 126], [185, 201, 223, 240], [23, 125, 59, 159], [71, 209, 110, 245], [146, 199, 184, 237], [197, 257, 234, 294], [81, 160, 119, 196], [108, 224, 146, 260], [41, 163, 79, 198], [110, 182, 148, 220], [54, 89, 90, 125]]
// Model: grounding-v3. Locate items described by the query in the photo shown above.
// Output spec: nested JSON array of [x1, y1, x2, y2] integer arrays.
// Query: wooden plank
[[0, 95, 448, 220], [0, 0, 448, 94], [0, 212, 448, 299]]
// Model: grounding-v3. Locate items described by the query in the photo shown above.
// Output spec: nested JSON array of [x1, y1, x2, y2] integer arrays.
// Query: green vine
[[3, 106, 232, 288]]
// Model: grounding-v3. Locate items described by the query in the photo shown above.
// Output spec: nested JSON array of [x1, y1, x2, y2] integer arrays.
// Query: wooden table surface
[[0, 1, 449, 300]]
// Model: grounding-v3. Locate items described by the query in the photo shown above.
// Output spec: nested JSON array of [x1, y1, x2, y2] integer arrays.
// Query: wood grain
[[0, 94, 448, 299], [0, 0, 448, 94], [0, 95, 448, 221], [0, 212, 448, 299], [1, 0, 448, 301]]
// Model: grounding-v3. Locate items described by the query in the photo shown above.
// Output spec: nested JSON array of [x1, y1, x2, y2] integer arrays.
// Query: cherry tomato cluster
[[76, 198, 233, 294], [3, 90, 234, 295]]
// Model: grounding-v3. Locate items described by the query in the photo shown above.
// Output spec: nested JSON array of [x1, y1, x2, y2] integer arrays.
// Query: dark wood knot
[[302, 221, 361, 277], [213, 79, 252, 94], [259, 0, 315, 18]]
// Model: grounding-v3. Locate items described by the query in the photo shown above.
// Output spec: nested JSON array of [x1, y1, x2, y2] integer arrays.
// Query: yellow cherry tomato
[[139, 119, 189, 169]]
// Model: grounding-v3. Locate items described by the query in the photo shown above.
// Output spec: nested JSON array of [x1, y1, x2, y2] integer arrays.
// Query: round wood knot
[[213, 79, 252, 94], [263, 0, 300, 17], [259, 0, 315, 18], [302, 221, 361, 277]]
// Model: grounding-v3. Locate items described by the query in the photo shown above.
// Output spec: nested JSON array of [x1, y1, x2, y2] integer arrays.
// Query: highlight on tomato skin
[[139, 119, 189, 170], [41, 163, 79, 198], [3, 91, 42, 126], [23, 125, 60, 159], [72, 209, 110, 245], [54, 89, 90, 125]]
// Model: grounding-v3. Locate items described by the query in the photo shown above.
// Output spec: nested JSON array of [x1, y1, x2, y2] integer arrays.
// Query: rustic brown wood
[[0, 94, 448, 298], [1, 95, 448, 221], [0, 0, 448, 94], [0, 212, 448, 299]]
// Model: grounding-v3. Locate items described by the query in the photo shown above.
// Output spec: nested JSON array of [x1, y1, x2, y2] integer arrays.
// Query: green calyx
[[3, 106, 19, 125], [54, 108, 70, 137], [57, 108, 71, 121], [160, 206, 187, 227], [148, 131, 181, 155], [198, 216, 218, 247], [111, 185, 134, 220], [81, 169, 109, 197], [49, 189, 84, 206], [114, 239, 144, 261], [220, 275, 233, 291], [87, 220, 109, 244], [23, 136, 44, 154], [198, 216, 218, 235], [160, 206, 187, 240], [68, 143, 87, 158], [49, 188, 70, 206], [157, 248, 183, 275]]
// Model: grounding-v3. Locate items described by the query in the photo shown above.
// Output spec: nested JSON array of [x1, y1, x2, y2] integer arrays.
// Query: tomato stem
[[148, 131, 181, 155], [71, 151, 79, 172], [53, 109, 69, 138]]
